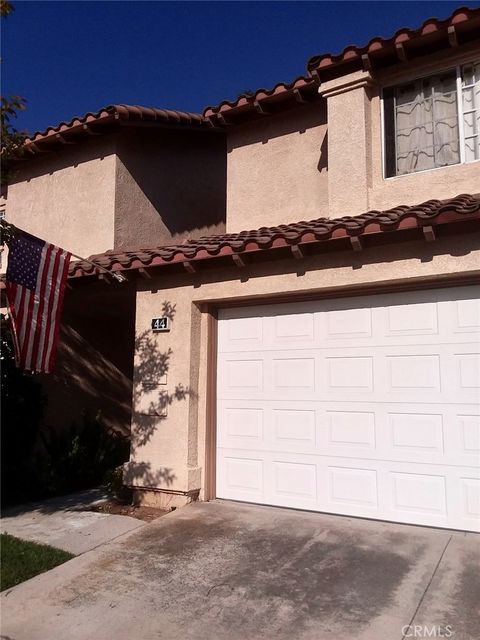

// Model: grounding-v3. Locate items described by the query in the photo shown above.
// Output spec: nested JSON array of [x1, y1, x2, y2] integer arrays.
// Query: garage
[[216, 286, 480, 532]]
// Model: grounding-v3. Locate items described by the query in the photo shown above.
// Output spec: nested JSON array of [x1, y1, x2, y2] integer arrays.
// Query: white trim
[[456, 65, 466, 164], [380, 89, 386, 180]]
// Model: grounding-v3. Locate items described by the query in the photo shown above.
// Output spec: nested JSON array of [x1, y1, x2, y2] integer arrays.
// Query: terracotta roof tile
[[19, 8, 480, 142], [202, 75, 318, 120], [22, 104, 211, 153], [307, 6, 480, 74], [204, 6, 480, 124], [69, 194, 480, 279]]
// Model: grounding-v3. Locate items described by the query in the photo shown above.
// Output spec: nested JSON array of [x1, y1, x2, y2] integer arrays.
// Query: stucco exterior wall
[[368, 43, 480, 212], [129, 234, 480, 502], [114, 129, 226, 249], [323, 43, 480, 218], [5, 138, 117, 258], [320, 71, 373, 218], [226, 103, 328, 232], [40, 281, 136, 435]]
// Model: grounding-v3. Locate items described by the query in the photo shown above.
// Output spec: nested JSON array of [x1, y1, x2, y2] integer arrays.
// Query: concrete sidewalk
[[1, 489, 144, 554], [1, 500, 479, 640]]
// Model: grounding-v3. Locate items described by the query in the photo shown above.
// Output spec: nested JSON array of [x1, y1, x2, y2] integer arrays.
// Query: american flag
[[5, 229, 71, 373]]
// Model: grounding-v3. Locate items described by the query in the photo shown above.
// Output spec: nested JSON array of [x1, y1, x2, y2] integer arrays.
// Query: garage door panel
[[458, 413, 480, 453], [219, 290, 480, 353], [450, 297, 480, 334], [273, 409, 316, 446], [273, 356, 316, 391], [218, 355, 266, 399], [218, 401, 480, 466], [219, 347, 478, 403], [217, 287, 480, 531], [322, 307, 373, 339], [325, 410, 376, 450], [219, 456, 264, 497], [218, 447, 480, 529], [460, 477, 480, 521], [327, 465, 379, 509]]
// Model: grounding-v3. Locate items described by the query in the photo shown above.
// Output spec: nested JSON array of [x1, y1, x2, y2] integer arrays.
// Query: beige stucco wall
[[129, 234, 480, 501], [5, 138, 117, 258], [368, 43, 480, 212], [322, 43, 480, 218], [3, 127, 228, 262], [226, 43, 480, 229], [114, 129, 226, 249], [226, 102, 328, 232], [320, 70, 373, 218]]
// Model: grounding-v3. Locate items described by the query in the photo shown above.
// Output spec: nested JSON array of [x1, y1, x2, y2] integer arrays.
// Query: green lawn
[[0, 533, 74, 591]]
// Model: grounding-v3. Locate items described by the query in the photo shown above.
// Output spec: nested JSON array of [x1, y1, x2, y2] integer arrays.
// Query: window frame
[[381, 62, 480, 179]]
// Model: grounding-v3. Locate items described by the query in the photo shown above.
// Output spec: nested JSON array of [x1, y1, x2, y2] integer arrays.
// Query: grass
[[0, 533, 74, 591]]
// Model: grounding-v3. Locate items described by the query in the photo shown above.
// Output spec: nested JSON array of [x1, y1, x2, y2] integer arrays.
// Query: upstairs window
[[383, 62, 480, 177]]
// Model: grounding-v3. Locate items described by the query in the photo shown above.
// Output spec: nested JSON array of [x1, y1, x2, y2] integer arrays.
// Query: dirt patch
[[88, 499, 170, 522]]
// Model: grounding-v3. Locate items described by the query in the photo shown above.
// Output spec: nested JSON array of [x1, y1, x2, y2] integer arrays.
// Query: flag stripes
[[5, 231, 71, 373]]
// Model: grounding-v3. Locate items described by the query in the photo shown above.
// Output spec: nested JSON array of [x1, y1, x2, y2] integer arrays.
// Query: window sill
[[384, 157, 480, 182]]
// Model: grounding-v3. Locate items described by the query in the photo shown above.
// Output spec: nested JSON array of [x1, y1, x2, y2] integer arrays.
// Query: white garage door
[[216, 286, 480, 532]]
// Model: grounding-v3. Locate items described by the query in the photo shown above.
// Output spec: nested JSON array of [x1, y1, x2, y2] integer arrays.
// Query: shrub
[[104, 465, 133, 503], [36, 413, 130, 497]]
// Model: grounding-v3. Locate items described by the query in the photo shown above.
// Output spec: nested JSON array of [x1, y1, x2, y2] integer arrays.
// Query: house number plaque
[[151, 317, 170, 332]]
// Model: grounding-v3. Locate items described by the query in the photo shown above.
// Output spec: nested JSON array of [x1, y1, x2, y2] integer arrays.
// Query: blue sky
[[2, 1, 477, 135]]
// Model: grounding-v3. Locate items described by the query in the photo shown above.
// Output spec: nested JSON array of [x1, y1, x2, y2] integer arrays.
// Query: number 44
[[152, 317, 170, 332]]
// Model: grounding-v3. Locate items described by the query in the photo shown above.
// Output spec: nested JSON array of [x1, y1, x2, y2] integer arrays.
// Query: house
[[2, 106, 227, 434], [3, 6, 480, 531]]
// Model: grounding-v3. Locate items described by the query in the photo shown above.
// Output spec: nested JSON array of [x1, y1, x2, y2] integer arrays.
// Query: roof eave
[[67, 207, 480, 282]]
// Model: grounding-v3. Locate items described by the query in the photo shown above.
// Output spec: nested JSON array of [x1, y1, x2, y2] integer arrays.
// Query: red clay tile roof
[[68, 194, 480, 279], [202, 75, 319, 122], [18, 8, 480, 143], [22, 104, 212, 154], [203, 6, 480, 125], [307, 6, 480, 76]]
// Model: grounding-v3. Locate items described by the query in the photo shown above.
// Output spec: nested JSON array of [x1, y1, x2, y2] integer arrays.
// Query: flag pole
[[67, 251, 127, 283], [0, 220, 126, 283]]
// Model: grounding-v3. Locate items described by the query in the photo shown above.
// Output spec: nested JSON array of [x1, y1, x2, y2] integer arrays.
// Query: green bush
[[104, 465, 133, 502], [35, 413, 131, 498]]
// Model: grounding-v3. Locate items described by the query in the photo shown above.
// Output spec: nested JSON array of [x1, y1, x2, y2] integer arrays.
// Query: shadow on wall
[[40, 281, 136, 437], [41, 324, 133, 435], [123, 460, 176, 488], [114, 129, 227, 249], [125, 301, 195, 488], [318, 130, 328, 174]]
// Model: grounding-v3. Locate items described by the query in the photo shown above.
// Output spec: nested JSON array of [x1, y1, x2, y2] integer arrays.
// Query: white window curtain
[[395, 71, 459, 175]]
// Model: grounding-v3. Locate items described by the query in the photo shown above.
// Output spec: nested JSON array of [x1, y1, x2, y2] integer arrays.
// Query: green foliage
[[0, 533, 74, 591], [1, 1, 27, 183], [0, 1, 14, 18], [104, 465, 133, 502], [1, 95, 27, 183], [36, 415, 130, 497]]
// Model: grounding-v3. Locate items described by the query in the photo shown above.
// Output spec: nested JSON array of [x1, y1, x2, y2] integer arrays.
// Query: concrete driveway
[[1, 501, 478, 640]]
